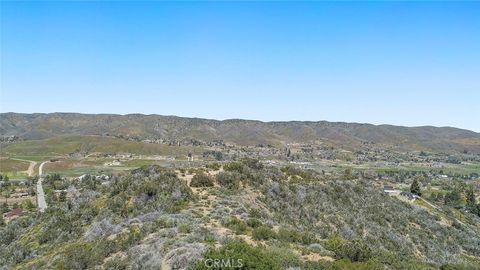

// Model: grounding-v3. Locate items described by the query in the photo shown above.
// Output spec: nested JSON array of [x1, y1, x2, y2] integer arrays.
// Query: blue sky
[[1, 2, 479, 131]]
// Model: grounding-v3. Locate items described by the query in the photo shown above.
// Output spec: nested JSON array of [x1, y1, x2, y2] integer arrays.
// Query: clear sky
[[1, 2, 479, 131]]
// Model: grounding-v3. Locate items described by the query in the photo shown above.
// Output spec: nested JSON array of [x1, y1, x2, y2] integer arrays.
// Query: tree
[[2, 176, 11, 188], [465, 188, 476, 211], [444, 189, 462, 208], [410, 178, 422, 196], [22, 199, 36, 210], [1, 190, 11, 204]]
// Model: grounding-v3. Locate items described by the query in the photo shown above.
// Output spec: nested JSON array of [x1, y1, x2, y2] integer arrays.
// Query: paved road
[[37, 161, 48, 212]]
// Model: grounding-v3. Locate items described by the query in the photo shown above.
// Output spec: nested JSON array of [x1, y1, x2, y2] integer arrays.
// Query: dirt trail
[[175, 169, 333, 264], [27, 161, 37, 177], [177, 170, 256, 245], [11, 158, 37, 177]]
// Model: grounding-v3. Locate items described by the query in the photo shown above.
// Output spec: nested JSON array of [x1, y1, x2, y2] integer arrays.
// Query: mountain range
[[1, 112, 479, 153]]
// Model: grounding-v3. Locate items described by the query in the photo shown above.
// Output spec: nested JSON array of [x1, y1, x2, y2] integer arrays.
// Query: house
[[400, 191, 418, 201], [3, 208, 24, 220], [11, 192, 29, 198], [104, 159, 121, 166], [383, 185, 397, 193]]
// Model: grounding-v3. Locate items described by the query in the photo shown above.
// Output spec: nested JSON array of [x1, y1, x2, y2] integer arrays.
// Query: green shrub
[[205, 163, 221, 171], [196, 240, 300, 270], [252, 226, 275, 240], [53, 241, 112, 269], [248, 208, 263, 219], [326, 235, 372, 262], [216, 171, 242, 190], [223, 162, 245, 173], [178, 224, 191, 234], [222, 217, 247, 235], [246, 218, 262, 228], [241, 158, 264, 170], [326, 258, 385, 270], [277, 228, 315, 245], [190, 173, 214, 187]]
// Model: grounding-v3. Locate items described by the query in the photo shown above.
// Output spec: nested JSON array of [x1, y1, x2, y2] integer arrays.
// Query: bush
[[178, 224, 191, 234], [248, 208, 263, 219], [252, 226, 275, 241], [216, 171, 242, 190], [190, 173, 214, 187], [223, 162, 245, 173], [196, 240, 300, 270], [205, 163, 221, 171], [277, 228, 315, 245], [246, 218, 262, 228], [53, 241, 112, 269], [222, 217, 247, 235], [326, 235, 372, 262], [241, 158, 264, 170]]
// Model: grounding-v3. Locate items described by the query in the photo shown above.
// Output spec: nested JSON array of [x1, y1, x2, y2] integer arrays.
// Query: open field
[[5, 155, 55, 162], [1, 135, 205, 157], [0, 158, 31, 179], [0, 158, 30, 172], [0, 171, 29, 179], [0, 196, 36, 206], [329, 162, 480, 176], [47, 167, 114, 177]]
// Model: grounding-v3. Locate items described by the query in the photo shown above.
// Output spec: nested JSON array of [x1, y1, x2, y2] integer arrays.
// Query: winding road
[[37, 161, 48, 212]]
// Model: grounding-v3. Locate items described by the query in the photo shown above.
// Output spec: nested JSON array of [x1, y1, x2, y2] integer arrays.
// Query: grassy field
[[0, 135, 205, 157], [0, 158, 30, 172], [120, 159, 157, 167], [334, 162, 480, 176], [0, 171, 29, 179], [39, 158, 191, 176], [0, 159, 31, 179], [6, 155, 55, 162], [47, 167, 113, 177], [1, 152, 205, 178]]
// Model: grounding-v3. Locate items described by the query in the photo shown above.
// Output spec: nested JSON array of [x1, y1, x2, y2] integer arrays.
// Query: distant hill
[[1, 112, 480, 153]]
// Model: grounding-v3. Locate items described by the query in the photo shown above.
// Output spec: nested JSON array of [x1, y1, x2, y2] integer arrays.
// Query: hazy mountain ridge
[[1, 112, 479, 153]]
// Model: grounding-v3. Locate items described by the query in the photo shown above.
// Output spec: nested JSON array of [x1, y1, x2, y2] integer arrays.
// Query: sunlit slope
[[1, 112, 480, 153]]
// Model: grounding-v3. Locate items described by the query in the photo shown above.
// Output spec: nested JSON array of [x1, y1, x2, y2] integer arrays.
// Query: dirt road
[[11, 158, 37, 177]]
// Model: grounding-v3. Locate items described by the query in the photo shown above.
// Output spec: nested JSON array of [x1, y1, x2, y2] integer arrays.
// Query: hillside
[[2, 163, 480, 269], [1, 113, 480, 153]]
